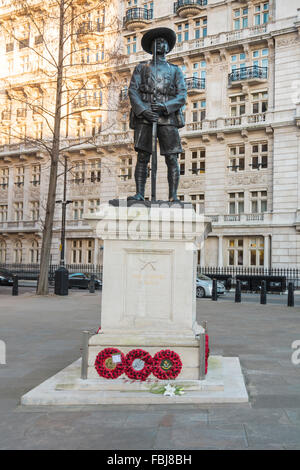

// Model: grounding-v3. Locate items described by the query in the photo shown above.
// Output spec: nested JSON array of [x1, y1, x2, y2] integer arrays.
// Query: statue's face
[[151, 37, 169, 55]]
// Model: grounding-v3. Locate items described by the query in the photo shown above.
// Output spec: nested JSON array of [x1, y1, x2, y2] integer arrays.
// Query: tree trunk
[[37, 0, 65, 295]]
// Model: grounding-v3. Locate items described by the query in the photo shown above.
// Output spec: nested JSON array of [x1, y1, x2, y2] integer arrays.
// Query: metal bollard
[[89, 274, 95, 294], [260, 280, 267, 305], [12, 275, 18, 296], [287, 282, 294, 307], [212, 278, 218, 301], [235, 280, 241, 303]]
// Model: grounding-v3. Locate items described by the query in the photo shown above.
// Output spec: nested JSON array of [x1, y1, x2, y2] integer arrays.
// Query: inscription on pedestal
[[124, 249, 174, 324]]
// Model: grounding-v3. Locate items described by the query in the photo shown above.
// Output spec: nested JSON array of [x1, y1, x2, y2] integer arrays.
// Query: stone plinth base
[[87, 332, 201, 380], [21, 356, 249, 406]]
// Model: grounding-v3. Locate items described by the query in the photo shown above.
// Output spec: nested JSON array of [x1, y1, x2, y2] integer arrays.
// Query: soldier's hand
[[142, 110, 159, 122], [151, 103, 167, 114]]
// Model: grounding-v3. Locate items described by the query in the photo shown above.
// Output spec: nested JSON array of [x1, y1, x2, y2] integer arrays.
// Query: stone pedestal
[[85, 203, 212, 382]]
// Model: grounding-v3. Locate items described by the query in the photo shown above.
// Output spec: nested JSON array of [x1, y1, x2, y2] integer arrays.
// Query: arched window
[[29, 240, 39, 263], [14, 240, 22, 263], [0, 240, 6, 263]]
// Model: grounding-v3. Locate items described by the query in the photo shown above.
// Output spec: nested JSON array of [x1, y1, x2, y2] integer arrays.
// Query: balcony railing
[[228, 65, 268, 85], [72, 96, 102, 111], [185, 112, 268, 134], [77, 21, 105, 35], [174, 0, 207, 14], [185, 77, 205, 91], [224, 214, 241, 222], [123, 7, 153, 29]]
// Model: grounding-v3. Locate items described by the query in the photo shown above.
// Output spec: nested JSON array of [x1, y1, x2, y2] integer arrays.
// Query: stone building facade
[[0, 0, 300, 268]]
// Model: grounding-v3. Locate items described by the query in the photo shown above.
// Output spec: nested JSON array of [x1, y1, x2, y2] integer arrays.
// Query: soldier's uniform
[[128, 29, 187, 202]]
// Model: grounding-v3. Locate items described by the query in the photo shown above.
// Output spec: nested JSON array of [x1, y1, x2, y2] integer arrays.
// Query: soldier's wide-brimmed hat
[[141, 27, 176, 55]]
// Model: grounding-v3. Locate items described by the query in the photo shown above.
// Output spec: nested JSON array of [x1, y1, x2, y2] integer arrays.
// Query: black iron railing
[[77, 21, 105, 35], [2, 263, 300, 288], [124, 7, 153, 24], [174, 0, 207, 13], [185, 77, 206, 90], [228, 65, 268, 84], [198, 266, 300, 288]]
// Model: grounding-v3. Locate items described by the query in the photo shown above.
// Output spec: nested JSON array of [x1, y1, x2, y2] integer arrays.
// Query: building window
[[15, 167, 24, 187], [228, 239, 244, 266], [119, 156, 133, 180], [31, 164, 41, 186], [126, 35, 137, 55], [250, 238, 264, 266], [89, 199, 100, 214], [30, 201, 39, 221], [192, 60, 206, 80], [250, 191, 267, 213], [91, 116, 102, 136], [14, 240, 23, 263], [190, 193, 205, 214], [230, 94, 246, 117], [179, 152, 185, 175], [251, 142, 268, 169], [75, 119, 86, 137], [73, 200, 84, 220], [192, 100, 206, 122], [194, 17, 207, 39], [252, 48, 268, 68], [0, 240, 7, 263], [34, 122, 43, 140], [95, 43, 105, 62], [20, 55, 29, 73], [233, 7, 248, 30], [229, 192, 244, 214], [14, 202, 23, 221], [87, 239, 94, 264], [254, 2, 269, 25], [72, 240, 83, 263], [0, 205, 8, 222], [73, 161, 85, 184], [251, 91, 268, 114], [0, 168, 9, 189], [177, 22, 189, 43], [29, 240, 39, 263], [230, 52, 246, 72], [228, 145, 245, 171], [89, 159, 101, 182], [190, 149, 205, 174]]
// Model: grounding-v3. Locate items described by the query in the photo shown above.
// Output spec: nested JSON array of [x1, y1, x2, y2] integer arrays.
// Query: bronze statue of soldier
[[128, 27, 187, 203]]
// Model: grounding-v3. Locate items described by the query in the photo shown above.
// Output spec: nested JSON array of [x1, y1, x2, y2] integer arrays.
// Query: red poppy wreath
[[124, 349, 153, 381], [94, 348, 125, 379], [152, 349, 182, 380]]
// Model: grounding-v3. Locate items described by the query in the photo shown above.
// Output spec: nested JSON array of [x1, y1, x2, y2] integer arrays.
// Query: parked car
[[68, 273, 102, 290], [0, 268, 14, 286], [196, 274, 225, 298]]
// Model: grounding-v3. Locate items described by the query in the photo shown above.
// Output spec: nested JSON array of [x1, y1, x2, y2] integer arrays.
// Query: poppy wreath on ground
[[152, 349, 182, 380], [124, 349, 153, 381], [205, 335, 210, 375], [94, 348, 125, 379]]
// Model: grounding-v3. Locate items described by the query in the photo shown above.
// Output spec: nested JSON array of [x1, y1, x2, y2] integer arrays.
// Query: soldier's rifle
[[151, 38, 158, 202]]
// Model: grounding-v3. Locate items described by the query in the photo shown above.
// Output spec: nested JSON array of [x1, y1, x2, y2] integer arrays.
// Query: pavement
[[0, 291, 300, 450]]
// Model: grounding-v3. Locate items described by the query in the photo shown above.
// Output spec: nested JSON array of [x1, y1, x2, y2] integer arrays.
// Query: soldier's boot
[[165, 154, 180, 202], [127, 151, 150, 201]]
